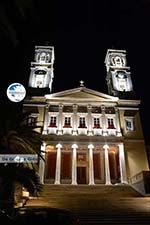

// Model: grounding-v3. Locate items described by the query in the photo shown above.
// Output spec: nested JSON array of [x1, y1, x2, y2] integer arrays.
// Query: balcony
[[48, 124, 57, 134], [63, 125, 73, 135], [93, 127, 103, 136]]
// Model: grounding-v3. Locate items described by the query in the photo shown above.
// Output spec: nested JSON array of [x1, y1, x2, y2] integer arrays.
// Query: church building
[[23, 46, 149, 194]]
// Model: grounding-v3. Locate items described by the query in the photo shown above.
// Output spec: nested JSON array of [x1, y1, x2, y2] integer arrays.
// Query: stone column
[[39, 142, 46, 184], [101, 105, 107, 136], [114, 107, 122, 137], [87, 105, 93, 136], [71, 144, 78, 185], [72, 104, 78, 135], [118, 143, 128, 184], [55, 143, 62, 184], [103, 144, 111, 185], [57, 104, 63, 135], [88, 144, 95, 185], [43, 105, 49, 134]]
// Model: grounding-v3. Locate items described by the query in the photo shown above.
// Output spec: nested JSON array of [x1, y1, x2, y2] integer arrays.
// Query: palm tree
[[0, 109, 44, 212], [0, 164, 42, 211]]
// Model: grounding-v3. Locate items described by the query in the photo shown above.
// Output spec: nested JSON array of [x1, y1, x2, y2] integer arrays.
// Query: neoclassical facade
[[23, 46, 149, 188]]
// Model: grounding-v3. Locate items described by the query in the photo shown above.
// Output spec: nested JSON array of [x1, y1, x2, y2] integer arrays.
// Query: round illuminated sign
[[7, 83, 26, 102]]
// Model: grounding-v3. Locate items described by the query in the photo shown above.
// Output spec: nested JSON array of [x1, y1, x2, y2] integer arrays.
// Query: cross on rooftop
[[80, 80, 84, 87]]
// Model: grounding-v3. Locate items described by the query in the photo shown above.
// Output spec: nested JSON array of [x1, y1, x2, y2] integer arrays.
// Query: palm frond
[[0, 164, 43, 196]]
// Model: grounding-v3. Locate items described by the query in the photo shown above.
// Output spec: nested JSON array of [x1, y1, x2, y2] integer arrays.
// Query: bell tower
[[28, 45, 54, 95], [105, 49, 134, 98]]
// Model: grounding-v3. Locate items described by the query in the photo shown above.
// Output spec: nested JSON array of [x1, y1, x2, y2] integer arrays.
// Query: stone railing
[[129, 171, 150, 195]]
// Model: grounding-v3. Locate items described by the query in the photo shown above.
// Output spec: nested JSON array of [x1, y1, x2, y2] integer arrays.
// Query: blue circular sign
[[6, 83, 26, 102]]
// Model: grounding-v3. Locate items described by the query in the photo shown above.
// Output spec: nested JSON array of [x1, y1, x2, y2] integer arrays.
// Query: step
[[40, 184, 142, 197]]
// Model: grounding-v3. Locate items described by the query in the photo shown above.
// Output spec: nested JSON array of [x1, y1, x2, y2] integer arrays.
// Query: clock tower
[[28, 45, 54, 95], [105, 49, 134, 98]]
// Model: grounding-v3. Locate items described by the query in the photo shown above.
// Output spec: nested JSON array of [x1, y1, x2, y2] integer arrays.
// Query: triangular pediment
[[45, 87, 118, 103]]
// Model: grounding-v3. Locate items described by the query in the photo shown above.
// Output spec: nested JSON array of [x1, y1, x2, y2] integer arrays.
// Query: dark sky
[[0, 0, 150, 143]]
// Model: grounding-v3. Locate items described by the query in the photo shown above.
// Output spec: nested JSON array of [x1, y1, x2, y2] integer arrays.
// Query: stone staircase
[[26, 185, 150, 224]]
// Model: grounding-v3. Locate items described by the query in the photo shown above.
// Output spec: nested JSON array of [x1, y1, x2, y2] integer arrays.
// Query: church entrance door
[[77, 166, 86, 184]]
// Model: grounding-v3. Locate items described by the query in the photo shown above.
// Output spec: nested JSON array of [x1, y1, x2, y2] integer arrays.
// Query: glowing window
[[107, 118, 115, 129], [125, 118, 134, 131], [64, 117, 71, 127], [49, 116, 57, 127], [79, 117, 86, 128], [93, 118, 101, 128]]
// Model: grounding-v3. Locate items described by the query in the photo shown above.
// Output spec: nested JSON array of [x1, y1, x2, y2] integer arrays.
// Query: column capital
[[118, 143, 123, 147], [103, 144, 109, 150], [56, 143, 62, 149], [72, 144, 78, 149], [88, 144, 94, 149]]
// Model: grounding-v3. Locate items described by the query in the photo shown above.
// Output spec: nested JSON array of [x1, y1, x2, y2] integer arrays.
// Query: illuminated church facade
[[23, 46, 149, 192]]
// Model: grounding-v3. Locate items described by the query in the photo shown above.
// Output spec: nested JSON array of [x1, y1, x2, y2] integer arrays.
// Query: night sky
[[0, 0, 150, 143]]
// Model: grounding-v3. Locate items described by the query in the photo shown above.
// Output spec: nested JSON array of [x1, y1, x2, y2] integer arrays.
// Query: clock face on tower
[[116, 71, 127, 79]]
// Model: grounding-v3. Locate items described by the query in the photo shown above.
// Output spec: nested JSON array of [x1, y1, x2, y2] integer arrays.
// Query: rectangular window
[[63, 117, 71, 127], [79, 117, 86, 128], [93, 118, 101, 128], [107, 118, 115, 129], [49, 116, 57, 127], [125, 118, 134, 131]]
